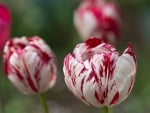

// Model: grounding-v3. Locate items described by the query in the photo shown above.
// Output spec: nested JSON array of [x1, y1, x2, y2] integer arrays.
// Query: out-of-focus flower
[[63, 37, 136, 107], [74, 0, 121, 44], [3, 36, 57, 94], [0, 4, 11, 51]]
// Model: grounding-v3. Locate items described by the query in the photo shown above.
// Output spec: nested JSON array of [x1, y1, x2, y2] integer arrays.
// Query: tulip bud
[[0, 4, 11, 51], [3, 36, 57, 94], [74, 0, 121, 44], [63, 37, 136, 107]]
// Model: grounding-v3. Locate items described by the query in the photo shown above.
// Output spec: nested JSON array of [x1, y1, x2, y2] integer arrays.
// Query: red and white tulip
[[0, 4, 11, 51], [74, 0, 121, 44], [63, 37, 136, 107], [3, 36, 57, 94]]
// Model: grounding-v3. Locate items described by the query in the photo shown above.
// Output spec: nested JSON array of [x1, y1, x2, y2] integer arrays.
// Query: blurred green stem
[[102, 106, 110, 113], [39, 92, 49, 113]]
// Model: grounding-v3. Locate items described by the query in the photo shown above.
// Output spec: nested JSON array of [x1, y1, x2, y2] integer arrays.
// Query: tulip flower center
[[85, 37, 102, 48]]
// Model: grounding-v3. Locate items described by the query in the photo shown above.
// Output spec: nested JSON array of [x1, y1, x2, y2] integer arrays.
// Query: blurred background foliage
[[0, 0, 150, 113]]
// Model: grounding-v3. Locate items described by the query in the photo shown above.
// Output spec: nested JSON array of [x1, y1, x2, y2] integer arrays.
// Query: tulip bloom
[[0, 4, 11, 51], [63, 37, 136, 107], [74, 0, 121, 44], [3, 36, 57, 94]]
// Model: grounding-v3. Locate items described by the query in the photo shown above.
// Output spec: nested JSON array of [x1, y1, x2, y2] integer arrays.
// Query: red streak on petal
[[95, 91, 104, 104], [80, 76, 90, 104], [102, 53, 115, 80], [4, 52, 24, 81], [109, 91, 119, 105], [30, 44, 51, 63], [85, 37, 102, 48], [81, 76, 85, 94], [103, 18, 120, 39], [64, 55, 70, 75], [92, 8, 102, 21], [127, 79, 134, 94], [71, 76, 76, 86], [81, 96, 86, 102], [34, 61, 42, 87], [125, 43, 136, 64], [86, 72, 93, 82], [99, 65, 104, 77], [27, 76, 38, 92], [78, 67, 86, 77], [87, 71, 99, 83], [13, 67, 24, 80], [4, 54, 11, 75], [110, 81, 116, 90], [103, 87, 108, 99], [22, 53, 38, 92], [7, 39, 26, 51], [16, 43, 26, 49], [86, 64, 98, 82]]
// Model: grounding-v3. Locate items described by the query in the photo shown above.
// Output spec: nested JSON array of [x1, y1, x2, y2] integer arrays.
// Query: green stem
[[39, 92, 49, 113], [102, 106, 110, 113]]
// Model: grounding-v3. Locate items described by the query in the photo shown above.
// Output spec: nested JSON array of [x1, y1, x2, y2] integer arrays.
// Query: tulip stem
[[39, 92, 49, 113], [102, 106, 110, 113]]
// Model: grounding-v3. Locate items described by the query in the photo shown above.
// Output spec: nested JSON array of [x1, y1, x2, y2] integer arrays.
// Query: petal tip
[[125, 42, 136, 64]]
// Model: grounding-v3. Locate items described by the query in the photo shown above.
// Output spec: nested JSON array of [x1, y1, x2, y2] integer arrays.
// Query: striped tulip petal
[[3, 36, 57, 94], [63, 37, 137, 107], [74, 0, 121, 44]]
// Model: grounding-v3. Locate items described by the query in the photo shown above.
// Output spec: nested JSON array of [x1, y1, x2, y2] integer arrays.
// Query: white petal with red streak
[[64, 55, 79, 97], [83, 74, 103, 107], [112, 49, 136, 105], [28, 36, 53, 56], [8, 51, 38, 94]]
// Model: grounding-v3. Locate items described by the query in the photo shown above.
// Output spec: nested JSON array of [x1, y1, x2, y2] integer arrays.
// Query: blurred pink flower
[[0, 4, 11, 51], [74, 0, 121, 44], [3, 36, 57, 94], [63, 37, 136, 107]]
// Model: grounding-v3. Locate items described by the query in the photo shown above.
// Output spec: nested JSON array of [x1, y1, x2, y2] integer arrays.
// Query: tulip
[[63, 37, 136, 108], [3, 36, 57, 94], [74, 0, 121, 44], [0, 4, 11, 51]]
